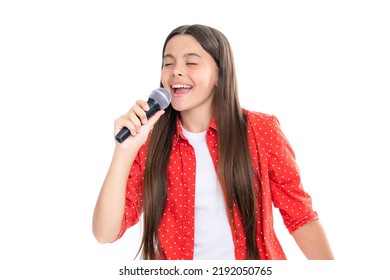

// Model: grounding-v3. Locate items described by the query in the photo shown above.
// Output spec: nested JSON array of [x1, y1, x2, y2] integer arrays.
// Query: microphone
[[115, 87, 172, 143]]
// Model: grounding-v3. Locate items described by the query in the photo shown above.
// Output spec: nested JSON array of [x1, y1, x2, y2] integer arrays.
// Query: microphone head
[[149, 88, 172, 109]]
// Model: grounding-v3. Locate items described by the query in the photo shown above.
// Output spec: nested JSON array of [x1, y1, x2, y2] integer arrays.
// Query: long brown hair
[[139, 24, 259, 259]]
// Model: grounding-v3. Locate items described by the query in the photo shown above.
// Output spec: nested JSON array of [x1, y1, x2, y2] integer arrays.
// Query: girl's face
[[161, 35, 219, 116]]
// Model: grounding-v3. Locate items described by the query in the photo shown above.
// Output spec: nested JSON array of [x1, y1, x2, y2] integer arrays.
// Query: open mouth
[[171, 84, 193, 94]]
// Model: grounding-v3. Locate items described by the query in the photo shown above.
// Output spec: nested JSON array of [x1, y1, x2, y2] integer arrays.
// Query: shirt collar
[[173, 115, 217, 146]]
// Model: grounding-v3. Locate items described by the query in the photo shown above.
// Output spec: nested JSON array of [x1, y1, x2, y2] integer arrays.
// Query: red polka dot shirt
[[116, 109, 318, 259]]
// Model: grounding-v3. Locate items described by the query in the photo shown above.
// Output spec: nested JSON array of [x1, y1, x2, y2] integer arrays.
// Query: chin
[[171, 102, 186, 112]]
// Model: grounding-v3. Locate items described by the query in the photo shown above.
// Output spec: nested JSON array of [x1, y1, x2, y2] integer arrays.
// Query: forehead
[[164, 34, 206, 57]]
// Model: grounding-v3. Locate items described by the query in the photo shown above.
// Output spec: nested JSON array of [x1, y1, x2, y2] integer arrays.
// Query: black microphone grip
[[115, 98, 161, 143]]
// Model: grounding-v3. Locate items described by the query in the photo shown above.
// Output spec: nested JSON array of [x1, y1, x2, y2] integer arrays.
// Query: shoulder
[[242, 108, 289, 147], [243, 108, 295, 156], [242, 108, 281, 130]]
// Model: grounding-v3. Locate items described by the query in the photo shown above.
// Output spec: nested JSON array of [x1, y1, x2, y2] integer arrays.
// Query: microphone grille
[[149, 88, 172, 109]]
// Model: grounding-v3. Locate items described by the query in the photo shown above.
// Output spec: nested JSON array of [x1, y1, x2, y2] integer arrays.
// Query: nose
[[170, 64, 183, 77]]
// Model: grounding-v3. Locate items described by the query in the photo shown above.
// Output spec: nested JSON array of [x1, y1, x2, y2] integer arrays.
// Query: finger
[[115, 115, 138, 136], [135, 100, 150, 112], [144, 110, 165, 130], [128, 110, 143, 132], [130, 101, 148, 124]]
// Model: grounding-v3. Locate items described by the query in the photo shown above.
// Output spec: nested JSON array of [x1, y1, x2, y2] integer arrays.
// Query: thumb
[[144, 110, 165, 130]]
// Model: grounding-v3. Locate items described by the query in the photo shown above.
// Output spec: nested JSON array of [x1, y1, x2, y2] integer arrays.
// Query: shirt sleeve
[[116, 149, 145, 240], [267, 115, 318, 233]]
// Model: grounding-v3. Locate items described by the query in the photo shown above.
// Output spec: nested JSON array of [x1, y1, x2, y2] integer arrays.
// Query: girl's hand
[[113, 100, 165, 150]]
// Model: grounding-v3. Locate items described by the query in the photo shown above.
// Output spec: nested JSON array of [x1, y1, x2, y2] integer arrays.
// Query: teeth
[[172, 84, 192, 89]]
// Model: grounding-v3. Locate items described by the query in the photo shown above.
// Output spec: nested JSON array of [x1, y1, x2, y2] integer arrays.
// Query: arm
[[292, 219, 334, 260], [92, 101, 165, 243], [263, 115, 334, 259], [92, 147, 138, 243]]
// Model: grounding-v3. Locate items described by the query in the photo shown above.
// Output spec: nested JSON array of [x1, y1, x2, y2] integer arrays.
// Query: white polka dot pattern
[[116, 109, 318, 260]]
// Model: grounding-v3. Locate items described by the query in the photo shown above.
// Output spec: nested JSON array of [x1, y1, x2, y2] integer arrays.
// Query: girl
[[92, 24, 334, 260]]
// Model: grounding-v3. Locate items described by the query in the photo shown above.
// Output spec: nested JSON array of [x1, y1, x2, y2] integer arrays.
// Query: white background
[[1, 0, 389, 279]]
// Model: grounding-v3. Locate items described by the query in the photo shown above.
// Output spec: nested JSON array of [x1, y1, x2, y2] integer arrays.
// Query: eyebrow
[[163, 53, 202, 59]]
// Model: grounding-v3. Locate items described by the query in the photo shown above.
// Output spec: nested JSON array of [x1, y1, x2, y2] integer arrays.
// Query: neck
[[180, 108, 212, 133]]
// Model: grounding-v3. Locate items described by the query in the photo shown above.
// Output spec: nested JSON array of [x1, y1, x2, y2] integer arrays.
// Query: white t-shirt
[[181, 125, 235, 260]]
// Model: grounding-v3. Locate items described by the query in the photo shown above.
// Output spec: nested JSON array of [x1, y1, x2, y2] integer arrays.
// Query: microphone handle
[[115, 98, 161, 143]]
